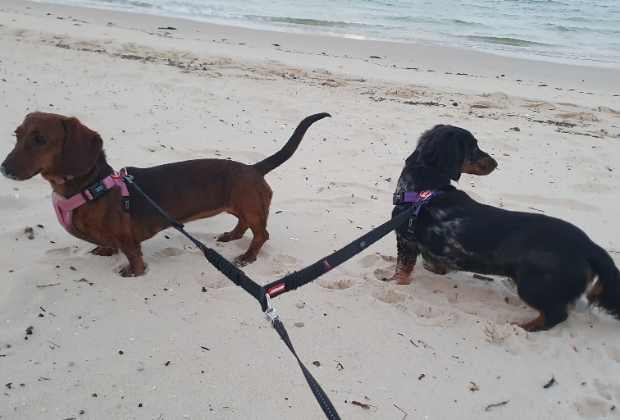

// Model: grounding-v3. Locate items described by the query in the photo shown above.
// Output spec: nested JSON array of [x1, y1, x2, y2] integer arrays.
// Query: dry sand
[[1, 1, 620, 419]]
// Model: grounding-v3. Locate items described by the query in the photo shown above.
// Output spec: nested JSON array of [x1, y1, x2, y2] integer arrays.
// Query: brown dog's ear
[[58, 117, 103, 178]]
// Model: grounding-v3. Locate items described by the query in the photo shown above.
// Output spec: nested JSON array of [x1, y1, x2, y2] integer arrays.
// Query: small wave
[[545, 23, 620, 36], [246, 15, 376, 30], [503, 0, 568, 4], [465, 35, 551, 48], [450, 18, 486, 27], [547, 24, 578, 32], [385, 15, 489, 28], [96, 0, 155, 9]]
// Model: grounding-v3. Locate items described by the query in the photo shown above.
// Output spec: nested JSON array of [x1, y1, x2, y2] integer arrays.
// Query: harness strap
[[53, 169, 130, 230], [392, 190, 444, 237]]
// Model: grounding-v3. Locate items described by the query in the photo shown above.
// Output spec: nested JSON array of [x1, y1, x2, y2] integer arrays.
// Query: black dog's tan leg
[[515, 312, 546, 332], [217, 219, 248, 242], [387, 232, 419, 285], [422, 258, 449, 275], [515, 305, 568, 332], [513, 266, 570, 331], [90, 246, 118, 256]]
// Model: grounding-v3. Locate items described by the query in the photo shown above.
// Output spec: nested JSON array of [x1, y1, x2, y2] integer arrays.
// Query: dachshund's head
[[405, 124, 497, 188], [1, 112, 103, 183]]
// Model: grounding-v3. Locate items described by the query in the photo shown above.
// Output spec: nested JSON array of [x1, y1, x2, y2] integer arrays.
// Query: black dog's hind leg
[[513, 265, 573, 331], [516, 304, 568, 332], [422, 257, 449, 275], [388, 232, 419, 285]]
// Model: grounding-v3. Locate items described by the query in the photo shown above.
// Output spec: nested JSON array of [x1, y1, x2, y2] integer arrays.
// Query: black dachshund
[[388, 124, 620, 331]]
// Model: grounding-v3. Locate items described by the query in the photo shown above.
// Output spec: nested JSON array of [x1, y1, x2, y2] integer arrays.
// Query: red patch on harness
[[419, 190, 432, 200], [267, 283, 286, 297]]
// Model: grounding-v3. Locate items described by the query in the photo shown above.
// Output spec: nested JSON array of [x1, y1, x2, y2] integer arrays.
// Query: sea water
[[38, 0, 620, 67]]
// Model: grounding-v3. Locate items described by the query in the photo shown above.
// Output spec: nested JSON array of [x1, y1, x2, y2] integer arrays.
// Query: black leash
[[266, 302, 341, 420], [262, 207, 414, 299], [123, 174, 413, 420], [123, 175, 339, 419]]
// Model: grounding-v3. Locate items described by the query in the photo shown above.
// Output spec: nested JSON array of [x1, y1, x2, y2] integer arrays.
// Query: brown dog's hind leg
[[217, 219, 248, 242], [232, 186, 272, 266], [90, 246, 119, 256], [119, 244, 146, 277], [233, 207, 270, 266], [235, 226, 269, 267]]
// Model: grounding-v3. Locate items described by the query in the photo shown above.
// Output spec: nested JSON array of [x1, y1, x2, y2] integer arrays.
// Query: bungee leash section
[[123, 174, 414, 420]]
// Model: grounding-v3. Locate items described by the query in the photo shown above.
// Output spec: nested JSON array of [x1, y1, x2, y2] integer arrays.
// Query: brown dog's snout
[[1, 156, 17, 180], [1, 149, 37, 181]]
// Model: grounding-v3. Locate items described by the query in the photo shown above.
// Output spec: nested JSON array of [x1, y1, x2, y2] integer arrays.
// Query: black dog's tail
[[587, 243, 620, 319], [253, 113, 330, 175]]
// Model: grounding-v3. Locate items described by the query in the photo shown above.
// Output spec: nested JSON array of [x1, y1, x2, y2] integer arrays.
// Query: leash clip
[[264, 294, 279, 324]]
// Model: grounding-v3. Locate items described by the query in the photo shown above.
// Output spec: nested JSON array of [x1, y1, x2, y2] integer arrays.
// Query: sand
[[1, 1, 620, 419]]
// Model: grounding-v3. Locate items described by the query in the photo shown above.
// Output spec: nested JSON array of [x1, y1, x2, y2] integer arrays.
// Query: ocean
[[38, 0, 620, 67]]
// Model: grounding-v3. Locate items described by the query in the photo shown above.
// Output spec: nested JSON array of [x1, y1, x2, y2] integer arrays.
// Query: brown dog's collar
[[42, 173, 75, 185]]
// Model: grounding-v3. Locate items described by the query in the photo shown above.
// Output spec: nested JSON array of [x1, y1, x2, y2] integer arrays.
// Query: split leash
[[123, 175, 414, 419]]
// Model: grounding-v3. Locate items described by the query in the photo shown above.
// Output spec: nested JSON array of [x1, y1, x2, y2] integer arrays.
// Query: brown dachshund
[[1, 112, 330, 276]]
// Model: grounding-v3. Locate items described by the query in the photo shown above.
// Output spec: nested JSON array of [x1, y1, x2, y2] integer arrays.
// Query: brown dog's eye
[[34, 135, 47, 146]]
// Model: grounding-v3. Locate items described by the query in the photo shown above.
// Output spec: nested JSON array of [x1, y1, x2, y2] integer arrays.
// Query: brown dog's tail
[[587, 243, 620, 319], [253, 113, 330, 175]]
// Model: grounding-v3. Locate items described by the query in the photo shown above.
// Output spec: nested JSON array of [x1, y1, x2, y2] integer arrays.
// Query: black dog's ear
[[417, 126, 465, 181], [405, 125, 446, 166]]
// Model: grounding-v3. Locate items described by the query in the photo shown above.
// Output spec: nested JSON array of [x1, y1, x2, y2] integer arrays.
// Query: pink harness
[[52, 169, 129, 231]]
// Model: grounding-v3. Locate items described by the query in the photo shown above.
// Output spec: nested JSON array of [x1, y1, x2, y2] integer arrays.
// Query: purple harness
[[394, 189, 442, 208], [393, 190, 443, 234]]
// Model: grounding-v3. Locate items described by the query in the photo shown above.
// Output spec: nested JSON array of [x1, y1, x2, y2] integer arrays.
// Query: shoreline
[[6, 0, 617, 110], [34, 0, 620, 69]]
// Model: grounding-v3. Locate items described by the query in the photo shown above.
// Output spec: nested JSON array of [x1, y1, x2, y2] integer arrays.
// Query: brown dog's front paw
[[119, 265, 136, 277], [234, 254, 256, 267], [217, 232, 237, 243], [91, 246, 118, 256], [217, 233, 231, 242], [119, 264, 146, 277]]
